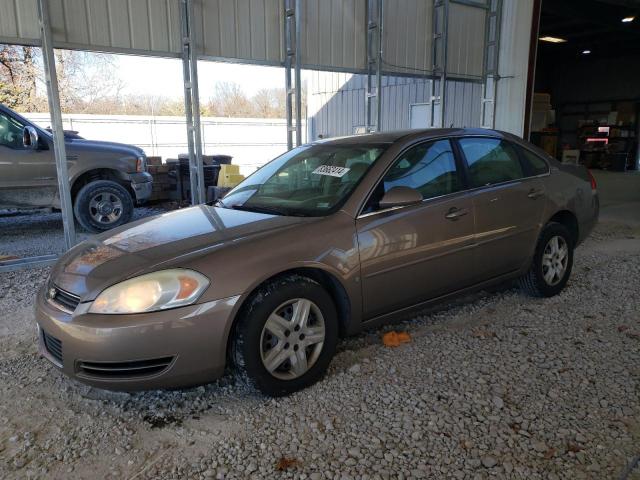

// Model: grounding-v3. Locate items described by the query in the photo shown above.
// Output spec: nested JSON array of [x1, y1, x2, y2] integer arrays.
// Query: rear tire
[[73, 180, 134, 233], [519, 222, 574, 297], [231, 275, 338, 397]]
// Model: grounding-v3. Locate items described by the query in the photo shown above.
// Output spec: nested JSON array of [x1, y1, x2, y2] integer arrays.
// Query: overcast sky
[[116, 54, 287, 99]]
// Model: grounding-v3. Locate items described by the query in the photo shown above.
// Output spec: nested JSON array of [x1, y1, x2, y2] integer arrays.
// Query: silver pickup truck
[[0, 103, 152, 233]]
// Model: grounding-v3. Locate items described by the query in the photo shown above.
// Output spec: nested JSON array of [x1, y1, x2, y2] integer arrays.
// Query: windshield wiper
[[230, 204, 290, 216]]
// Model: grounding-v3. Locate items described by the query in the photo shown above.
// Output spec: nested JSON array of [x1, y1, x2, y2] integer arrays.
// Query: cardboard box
[[561, 149, 580, 165], [218, 173, 245, 188]]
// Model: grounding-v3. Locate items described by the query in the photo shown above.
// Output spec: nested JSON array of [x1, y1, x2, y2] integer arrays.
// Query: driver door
[[0, 109, 55, 188], [356, 139, 475, 319]]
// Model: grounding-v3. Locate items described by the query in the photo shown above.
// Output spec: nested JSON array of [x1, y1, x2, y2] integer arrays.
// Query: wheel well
[[71, 169, 133, 201], [232, 268, 352, 340], [548, 210, 579, 246]]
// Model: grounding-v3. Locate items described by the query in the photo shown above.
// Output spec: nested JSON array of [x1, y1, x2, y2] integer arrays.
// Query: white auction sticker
[[312, 165, 350, 178]]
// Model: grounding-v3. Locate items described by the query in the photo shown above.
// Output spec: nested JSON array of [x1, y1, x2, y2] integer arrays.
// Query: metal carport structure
[[0, 0, 534, 271]]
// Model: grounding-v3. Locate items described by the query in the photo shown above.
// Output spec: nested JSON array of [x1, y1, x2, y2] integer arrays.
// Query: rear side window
[[458, 138, 524, 187], [519, 147, 550, 176]]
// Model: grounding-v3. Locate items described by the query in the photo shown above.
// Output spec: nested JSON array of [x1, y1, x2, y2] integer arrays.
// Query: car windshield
[[219, 144, 387, 216]]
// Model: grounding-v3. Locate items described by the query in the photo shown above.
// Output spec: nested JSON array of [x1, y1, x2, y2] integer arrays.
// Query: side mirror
[[379, 186, 423, 209], [23, 126, 39, 150]]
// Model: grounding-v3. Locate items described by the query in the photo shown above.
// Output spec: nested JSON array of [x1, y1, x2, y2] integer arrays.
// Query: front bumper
[[35, 285, 239, 391], [129, 172, 153, 202]]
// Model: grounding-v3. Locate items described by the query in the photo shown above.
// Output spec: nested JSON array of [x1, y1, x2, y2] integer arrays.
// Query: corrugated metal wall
[[307, 72, 367, 138], [446, 2, 486, 78], [2, 0, 493, 137], [300, 0, 367, 71], [443, 80, 483, 127], [0, 0, 39, 44], [382, 0, 433, 75], [193, 0, 284, 65], [379, 76, 434, 131], [307, 70, 483, 139], [0, 0, 183, 55], [0, 0, 489, 75]]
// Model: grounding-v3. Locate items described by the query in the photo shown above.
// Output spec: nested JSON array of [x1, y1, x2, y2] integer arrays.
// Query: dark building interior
[[533, 0, 640, 170]]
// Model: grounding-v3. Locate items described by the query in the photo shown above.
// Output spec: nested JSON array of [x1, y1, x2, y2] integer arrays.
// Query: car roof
[[310, 128, 521, 146]]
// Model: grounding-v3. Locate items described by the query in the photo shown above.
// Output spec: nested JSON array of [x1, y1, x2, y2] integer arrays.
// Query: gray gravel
[[0, 221, 639, 480]]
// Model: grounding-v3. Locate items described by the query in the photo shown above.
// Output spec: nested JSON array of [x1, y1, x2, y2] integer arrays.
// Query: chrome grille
[[47, 285, 80, 313]]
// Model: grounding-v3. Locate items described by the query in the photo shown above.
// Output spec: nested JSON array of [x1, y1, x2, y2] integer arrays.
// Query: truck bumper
[[130, 172, 153, 203]]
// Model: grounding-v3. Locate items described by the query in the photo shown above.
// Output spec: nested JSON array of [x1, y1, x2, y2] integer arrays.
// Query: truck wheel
[[73, 180, 134, 233]]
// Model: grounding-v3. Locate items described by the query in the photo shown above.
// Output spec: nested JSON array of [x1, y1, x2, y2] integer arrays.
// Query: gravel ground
[[0, 204, 172, 258], [0, 220, 639, 480]]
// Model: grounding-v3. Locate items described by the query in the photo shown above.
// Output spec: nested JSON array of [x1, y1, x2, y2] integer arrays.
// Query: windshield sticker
[[312, 165, 350, 178]]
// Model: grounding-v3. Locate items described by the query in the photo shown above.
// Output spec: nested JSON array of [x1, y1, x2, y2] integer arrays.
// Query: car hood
[[65, 138, 145, 157], [50, 205, 313, 300]]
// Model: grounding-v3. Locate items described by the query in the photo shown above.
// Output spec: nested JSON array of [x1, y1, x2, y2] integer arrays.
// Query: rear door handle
[[445, 207, 469, 220], [527, 188, 544, 199]]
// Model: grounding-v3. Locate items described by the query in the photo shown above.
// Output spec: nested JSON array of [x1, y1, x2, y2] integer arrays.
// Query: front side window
[[459, 138, 524, 187], [519, 147, 550, 176], [364, 140, 460, 212], [220, 144, 386, 217], [0, 111, 25, 149]]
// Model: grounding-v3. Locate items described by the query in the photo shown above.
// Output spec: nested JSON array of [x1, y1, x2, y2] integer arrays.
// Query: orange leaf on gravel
[[382, 331, 411, 347], [276, 457, 299, 471]]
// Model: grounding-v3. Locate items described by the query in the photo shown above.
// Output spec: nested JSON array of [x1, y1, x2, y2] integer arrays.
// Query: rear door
[[356, 139, 475, 319], [456, 137, 546, 280]]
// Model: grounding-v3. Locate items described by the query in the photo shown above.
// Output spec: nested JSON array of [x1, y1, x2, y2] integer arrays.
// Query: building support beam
[[37, 0, 76, 250], [180, 0, 205, 204], [481, 0, 503, 129], [365, 0, 383, 133], [284, 0, 302, 149], [430, 0, 449, 128]]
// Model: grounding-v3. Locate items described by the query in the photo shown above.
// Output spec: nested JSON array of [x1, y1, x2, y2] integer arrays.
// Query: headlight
[[136, 155, 147, 173], [89, 269, 209, 314]]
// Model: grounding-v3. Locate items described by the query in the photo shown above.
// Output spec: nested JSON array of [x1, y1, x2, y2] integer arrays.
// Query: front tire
[[231, 275, 338, 396], [73, 180, 134, 233], [519, 222, 574, 297]]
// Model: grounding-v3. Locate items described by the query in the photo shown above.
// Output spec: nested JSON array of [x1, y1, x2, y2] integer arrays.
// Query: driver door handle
[[445, 207, 469, 221]]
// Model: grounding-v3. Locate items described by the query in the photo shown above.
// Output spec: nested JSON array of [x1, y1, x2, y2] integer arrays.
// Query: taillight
[[587, 170, 597, 192]]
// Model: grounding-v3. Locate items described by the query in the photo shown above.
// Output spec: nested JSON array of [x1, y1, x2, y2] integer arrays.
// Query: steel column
[[376, 2, 383, 131], [284, 0, 301, 149], [430, 0, 449, 128], [180, 0, 204, 204], [365, 0, 383, 133], [37, 0, 76, 250], [294, 0, 302, 146], [481, 0, 502, 129]]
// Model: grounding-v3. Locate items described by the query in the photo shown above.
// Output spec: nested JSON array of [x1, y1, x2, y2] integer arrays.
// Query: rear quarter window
[[519, 147, 550, 176]]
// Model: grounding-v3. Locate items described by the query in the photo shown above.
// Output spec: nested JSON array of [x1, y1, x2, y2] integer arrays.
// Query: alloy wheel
[[260, 298, 325, 380], [542, 235, 568, 286], [89, 192, 124, 225]]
